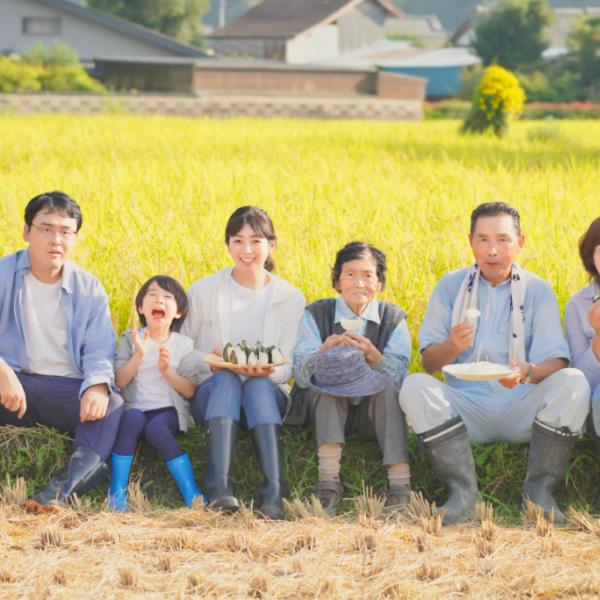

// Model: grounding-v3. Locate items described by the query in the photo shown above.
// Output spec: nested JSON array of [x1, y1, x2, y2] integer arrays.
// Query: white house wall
[[0, 0, 177, 59], [286, 24, 338, 64], [337, 0, 386, 54]]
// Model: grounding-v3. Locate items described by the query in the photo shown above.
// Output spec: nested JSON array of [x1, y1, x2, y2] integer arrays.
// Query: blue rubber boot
[[166, 453, 203, 508], [108, 453, 133, 511]]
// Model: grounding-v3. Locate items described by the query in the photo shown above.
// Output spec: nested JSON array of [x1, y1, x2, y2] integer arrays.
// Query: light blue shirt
[[0, 249, 116, 396], [292, 297, 411, 390], [419, 267, 570, 400], [565, 281, 600, 392]]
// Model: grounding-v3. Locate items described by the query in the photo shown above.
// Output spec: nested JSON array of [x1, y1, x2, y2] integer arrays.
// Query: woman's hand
[[237, 364, 276, 377], [320, 334, 346, 352], [588, 301, 600, 335], [342, 331, 383, 368], [210, 347, 224, 372]]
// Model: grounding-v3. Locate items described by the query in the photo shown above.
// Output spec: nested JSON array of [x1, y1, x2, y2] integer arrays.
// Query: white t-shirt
[[21, 272, 80, 378], [135, 333, 193, 411], [228, 275, 273, 346]]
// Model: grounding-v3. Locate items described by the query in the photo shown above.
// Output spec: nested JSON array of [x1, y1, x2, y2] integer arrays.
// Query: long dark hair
[[225, 206, 277, 272], [579, 217, 600, 287]]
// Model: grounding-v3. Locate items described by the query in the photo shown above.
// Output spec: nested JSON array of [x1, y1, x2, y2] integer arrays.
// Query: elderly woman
[[565, 217, 600, 448], [292, 241, 411, 515]]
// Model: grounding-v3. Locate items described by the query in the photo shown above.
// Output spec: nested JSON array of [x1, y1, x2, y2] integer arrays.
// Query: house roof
[[315, 39, 480, 68], [207, 0, 404, 39], [34, 0, 206, 57]]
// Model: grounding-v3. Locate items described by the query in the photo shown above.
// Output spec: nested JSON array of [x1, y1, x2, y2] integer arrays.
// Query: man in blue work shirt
[[0, 191, 123, 511], [399, 202, 589, 525]]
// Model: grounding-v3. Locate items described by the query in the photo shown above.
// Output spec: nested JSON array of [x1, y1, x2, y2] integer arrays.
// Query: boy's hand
[[158, 347, 171, 373], [132, 327, 149, 357]]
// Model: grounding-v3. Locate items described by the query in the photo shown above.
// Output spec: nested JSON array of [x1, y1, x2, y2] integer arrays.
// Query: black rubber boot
[[418, 417, 481, 525], [28, 446, 107, 511], [203, 418, 240, 511], [251, 423, 289, 520], [522, 419, 577, 525]]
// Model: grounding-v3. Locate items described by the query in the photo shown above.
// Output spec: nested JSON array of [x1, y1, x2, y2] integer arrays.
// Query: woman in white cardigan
[[182, 206, 305, 519]]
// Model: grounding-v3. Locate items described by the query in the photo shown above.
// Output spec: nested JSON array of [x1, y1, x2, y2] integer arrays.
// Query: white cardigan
[[181, 267, 306, 393]]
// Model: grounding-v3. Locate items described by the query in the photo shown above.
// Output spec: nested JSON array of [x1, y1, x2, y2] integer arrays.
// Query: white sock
[[387, 462, 410, 488], [318, 443, 343, 481]]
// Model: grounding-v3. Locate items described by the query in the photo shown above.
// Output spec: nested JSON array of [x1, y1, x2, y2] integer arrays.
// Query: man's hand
[[448, 323, 475, 354], [80, 384, 109, 422], [498, 361, 527, 389], [158, 347, 171, 373], [0, 365, 27, 419], [342, 331, 383, 367], [320, 334, 346, 352]]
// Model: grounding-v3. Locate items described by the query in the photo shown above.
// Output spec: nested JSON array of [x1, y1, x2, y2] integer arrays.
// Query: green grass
[[1, 115, 600, 519]]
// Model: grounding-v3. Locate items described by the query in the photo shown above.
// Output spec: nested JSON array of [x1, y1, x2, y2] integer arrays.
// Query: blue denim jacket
[[0, 249, 116, 396]]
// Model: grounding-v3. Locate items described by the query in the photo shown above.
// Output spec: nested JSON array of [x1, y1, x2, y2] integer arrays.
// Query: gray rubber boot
[[251, 423, 289, 520], [418, 416, 481, 525], [203, 418, 240, 512], [27, 446, 107, 511], [522, 419, 577, 525]]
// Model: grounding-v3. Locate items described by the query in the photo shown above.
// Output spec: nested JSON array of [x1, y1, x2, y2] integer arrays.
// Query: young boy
[[109, 275, 202, 510]]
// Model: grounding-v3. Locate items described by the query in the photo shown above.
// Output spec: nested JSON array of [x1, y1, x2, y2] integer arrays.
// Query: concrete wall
[[0, 93, 423, 120], [0, 0, 177, 60], [286, 25, 338, 64], [337, 0, 387, 53]]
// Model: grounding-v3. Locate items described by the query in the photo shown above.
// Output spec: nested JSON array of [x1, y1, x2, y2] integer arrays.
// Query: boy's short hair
[[135, 275, 189, 332], [24, 191, 83, 231]]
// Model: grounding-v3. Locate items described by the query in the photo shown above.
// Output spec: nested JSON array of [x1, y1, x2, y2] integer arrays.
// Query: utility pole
[[218, 0, 227, 28]]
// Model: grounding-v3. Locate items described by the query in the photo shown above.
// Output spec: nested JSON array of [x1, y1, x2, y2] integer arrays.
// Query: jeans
[[113, 407, 182, 461], [0, 371, 124, 460], [191, 370, 286, 430]]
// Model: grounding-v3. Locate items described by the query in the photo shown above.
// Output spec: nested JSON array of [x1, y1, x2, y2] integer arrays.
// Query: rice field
[[1, 115, 600, 597]]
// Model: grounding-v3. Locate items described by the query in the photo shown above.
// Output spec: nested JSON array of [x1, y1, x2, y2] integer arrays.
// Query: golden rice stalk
[[283, 496, 327, 520], [474, 500, 495, 524], [127, 480, 152, 513], [354, 485, 385, 520], [0, 474, 27, 506], [118, 568, 137, 589], [249, 574, 269, 598], [38, 527, 64, 549], [157, 555, 172, 572], [413, 530, 430, 553], [415, 562, 442, 581], [405, 491, 436, 522], [53, 569, 66, 585], [566, 507, 600, 536]]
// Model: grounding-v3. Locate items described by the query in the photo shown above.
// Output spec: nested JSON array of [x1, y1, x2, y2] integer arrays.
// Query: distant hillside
[[394, 0, 600, 31]]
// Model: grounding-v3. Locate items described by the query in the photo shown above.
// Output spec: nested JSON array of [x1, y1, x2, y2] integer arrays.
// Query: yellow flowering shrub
[[461, 66, 526, 136]]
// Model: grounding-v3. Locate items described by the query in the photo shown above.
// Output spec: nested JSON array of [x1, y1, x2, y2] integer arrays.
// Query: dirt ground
[[1, 496, 600, 600]]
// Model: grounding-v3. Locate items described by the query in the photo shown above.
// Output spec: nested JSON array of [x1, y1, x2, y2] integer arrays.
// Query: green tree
[[86, 0, 209, 46], [568, 16, 600, 91], [472, 0, 553, 70]]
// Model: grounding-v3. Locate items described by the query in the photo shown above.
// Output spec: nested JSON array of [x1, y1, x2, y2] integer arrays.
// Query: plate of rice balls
[[204, 340, 287, 370]]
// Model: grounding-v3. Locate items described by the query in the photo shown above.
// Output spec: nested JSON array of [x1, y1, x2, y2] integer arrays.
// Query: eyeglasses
[[30, 224, 77, 240]]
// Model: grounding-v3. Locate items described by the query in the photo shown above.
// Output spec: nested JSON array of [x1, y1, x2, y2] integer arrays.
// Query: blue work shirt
[[419, 266, 570, 402], [293, 296, 411, 390], [0, 249, 116, 396]]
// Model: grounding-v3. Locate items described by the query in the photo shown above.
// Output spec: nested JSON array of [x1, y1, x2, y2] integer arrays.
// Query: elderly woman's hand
[[342, 331, 383, 368], [320, 334, 346, 353]]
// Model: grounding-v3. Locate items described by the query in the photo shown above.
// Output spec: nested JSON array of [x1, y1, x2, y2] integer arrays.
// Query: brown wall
[[376, 71, 425, 101], [194, 67, 374, 95]]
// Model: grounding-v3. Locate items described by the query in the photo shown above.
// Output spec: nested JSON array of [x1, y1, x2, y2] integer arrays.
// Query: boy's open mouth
[[151, 309, 165, 319]]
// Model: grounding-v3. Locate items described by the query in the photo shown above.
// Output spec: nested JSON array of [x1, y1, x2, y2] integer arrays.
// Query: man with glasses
[[0, 191, 123, 510]]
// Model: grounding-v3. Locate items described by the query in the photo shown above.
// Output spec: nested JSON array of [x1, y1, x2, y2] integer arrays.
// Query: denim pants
[[113, 407, 182, 461], [191, 370, 286, 430], [0, 371, 124, 461]]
